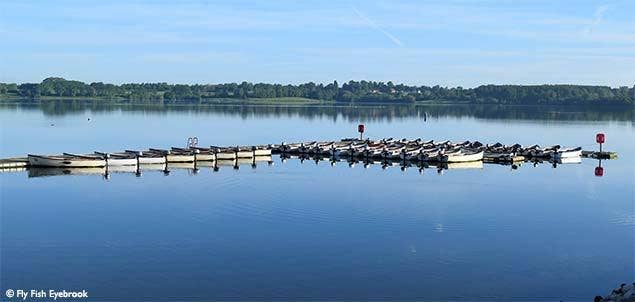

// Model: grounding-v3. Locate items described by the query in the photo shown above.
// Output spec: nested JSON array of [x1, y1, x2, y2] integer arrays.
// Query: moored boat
[[439, 150, 484, 163], [125, 150, 166, 164], [213, 147, 237, 160], [399, 146, 425, 160], [235, 147, 254, 158], [28, 154, 106, 167], [382, 146, 404, 159], [253, 146, 272, 156], [552, 147, 582, 159], [93, 152, 138, 166], [150, 148, 195, 162], [554, 156, 582, 164]]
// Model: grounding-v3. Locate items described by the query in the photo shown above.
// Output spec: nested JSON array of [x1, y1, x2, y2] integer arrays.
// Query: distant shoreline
[[2, 97, 634, 110], [2, 77, 633, 106], [0, 95, 331, 105]]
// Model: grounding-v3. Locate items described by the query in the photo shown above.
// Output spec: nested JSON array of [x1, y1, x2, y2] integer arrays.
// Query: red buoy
[[595, 166, 604, 177], [358, 124, 365, 139], [596, 133, 605, 144]]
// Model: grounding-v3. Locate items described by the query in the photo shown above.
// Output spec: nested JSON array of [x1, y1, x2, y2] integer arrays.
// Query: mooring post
[[104, 162, 110, 180], [193, 149, 199, 173]]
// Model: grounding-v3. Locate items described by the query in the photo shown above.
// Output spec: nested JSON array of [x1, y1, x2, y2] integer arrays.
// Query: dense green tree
[[2, 77, 632, 105]]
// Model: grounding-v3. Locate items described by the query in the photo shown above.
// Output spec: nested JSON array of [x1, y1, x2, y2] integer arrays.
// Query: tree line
[[1, 77, 633, 105]]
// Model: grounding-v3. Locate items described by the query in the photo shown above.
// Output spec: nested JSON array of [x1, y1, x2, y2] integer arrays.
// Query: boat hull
[[195, 154, 215, 161], [106, 157, 137, 166], [441, 151, 484, 163], [253, 149, 271, 156], [166, 154, 195, 162], [216, 152, 236, 160], [555, 156, 582, 164], [137, 156, 166, 164], [553, 150, 582, 159], [28, 155, 106, 167], [236, 151, 253, 158]]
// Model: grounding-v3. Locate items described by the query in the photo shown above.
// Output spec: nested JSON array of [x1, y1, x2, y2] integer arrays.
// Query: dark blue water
[[1, 103, 633, 300]]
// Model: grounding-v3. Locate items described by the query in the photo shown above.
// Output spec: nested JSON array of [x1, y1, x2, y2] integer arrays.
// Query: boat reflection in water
[[25, 156, 274, 179]]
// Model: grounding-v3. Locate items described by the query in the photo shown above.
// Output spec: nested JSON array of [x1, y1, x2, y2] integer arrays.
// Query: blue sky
[[1, 0, 633, 87]]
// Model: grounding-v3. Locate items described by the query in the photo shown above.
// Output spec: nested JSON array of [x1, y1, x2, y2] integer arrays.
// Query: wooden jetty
[[0, 138, 617, 171], [0, 157, 29, 169], [582, 150, 618, 159]]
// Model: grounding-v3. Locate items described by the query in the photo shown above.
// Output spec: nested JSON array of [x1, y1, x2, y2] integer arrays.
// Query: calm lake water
[[0, 102, 633, 301]]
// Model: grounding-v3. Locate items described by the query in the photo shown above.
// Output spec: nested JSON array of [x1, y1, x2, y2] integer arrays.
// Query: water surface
[[1, 102, 633, 300]]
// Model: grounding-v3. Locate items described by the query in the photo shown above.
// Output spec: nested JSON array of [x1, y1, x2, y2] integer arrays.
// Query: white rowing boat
[[235, 148, 254, 158], [93, 152, 138, 166], [28, 154, 106, 167], [215, 149, 236, 160], [124, 150, 166, 164], [253, 147, 272, 156], [399, 146, 425, 160], [552, 147, 582, 159], [439, 150, 484, 163], [150, 148, 195, 162], [172, 147, 216, 161], [382, 147, 404, 159], [167, 154, 195, 162], [554, 156, 582, 164]]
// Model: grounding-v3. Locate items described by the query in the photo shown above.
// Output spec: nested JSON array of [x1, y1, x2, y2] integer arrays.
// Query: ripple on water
[[610, 213, 635, 226]]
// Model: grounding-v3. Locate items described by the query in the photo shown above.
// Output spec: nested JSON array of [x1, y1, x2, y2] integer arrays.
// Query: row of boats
[[24, 156, 275, 178], [24, 138, 584, 167], [273, 138, 583, 163], [17, 151, 587, 179], [27, 146, 272, 167]]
